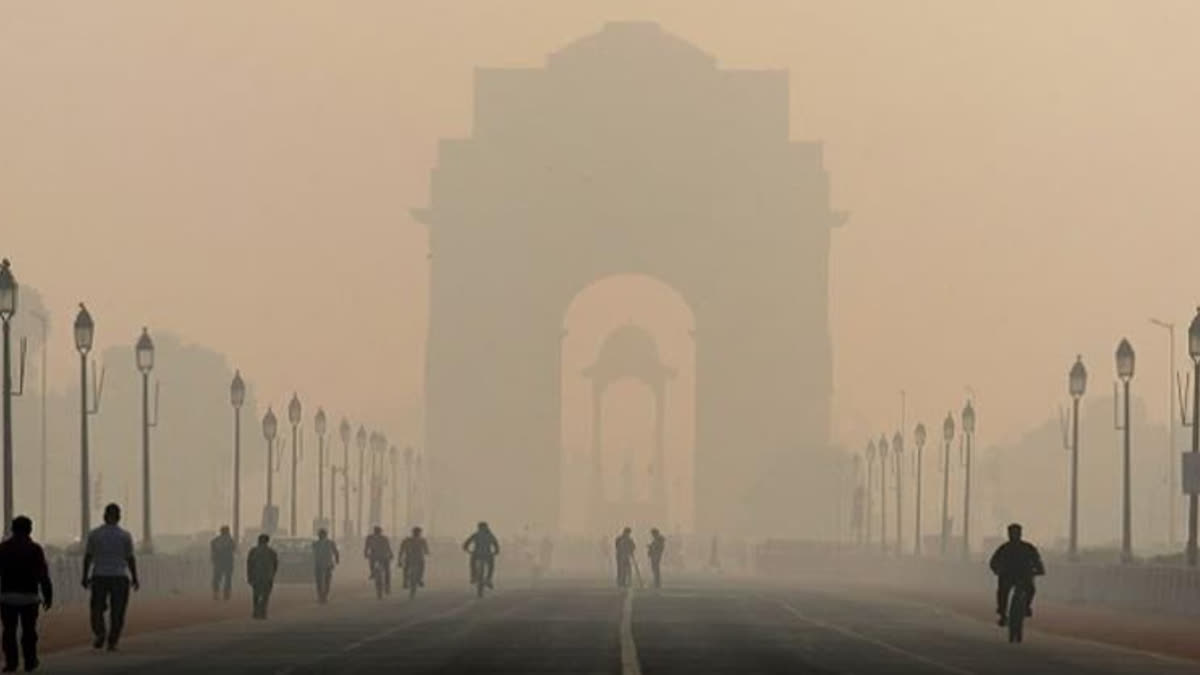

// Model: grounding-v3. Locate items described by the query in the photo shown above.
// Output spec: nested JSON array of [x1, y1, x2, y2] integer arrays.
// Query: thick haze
[[4, 2, 1199, 489]]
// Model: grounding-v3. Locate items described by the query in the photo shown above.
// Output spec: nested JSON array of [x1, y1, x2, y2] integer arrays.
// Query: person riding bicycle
[[364, 526, 394, 595], [988, 523, 1045, 626], [398, 526, 430, 589], [463, 522, 500, 589]]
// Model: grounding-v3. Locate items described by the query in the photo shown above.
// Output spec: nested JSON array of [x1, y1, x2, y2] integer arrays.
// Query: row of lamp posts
[[227, 374, 421, 542], [857, 399, 975, 559], [1, 260, 162, 549]]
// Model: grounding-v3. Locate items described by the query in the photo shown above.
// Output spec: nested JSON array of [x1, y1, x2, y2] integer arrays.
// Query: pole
[[342, 439, 350, 539], [1, 319, 12, 530], [35, 314, 46, 536], [142, 371, 152, 552], [233, 405, 241, 545], [940, 438, 950, 556], [1188, 359, 1199, 567], [331, 467, 338, 539], [962, 432, 972, 561], [290, 424, 298, 536], [915, 441, 923, 555], [879, 452, 887, 553], [865, 458, 873, 546], [895, 452, 902, 555], [80, 353, 90, 541], [1122, 379, 1132, 563], [265, 437, 273, 513], [1070, 396, 1080, 561], [405, 453, 413, 530], [1169, 328, 1178, 547], [317, 433, 325, 523], [357, 444, 364, 538]]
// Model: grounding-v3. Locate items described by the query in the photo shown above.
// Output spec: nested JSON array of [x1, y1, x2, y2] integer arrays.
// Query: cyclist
[[462, 522, 500, 589], [988, 523, 1045, 626], [363, 526, 394, 595], [398, 526, 430, 589]]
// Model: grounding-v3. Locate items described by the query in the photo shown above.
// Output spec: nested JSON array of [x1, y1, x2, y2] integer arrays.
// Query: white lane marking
[[773, 598, 978, 675], [620, 588, 643, 675]]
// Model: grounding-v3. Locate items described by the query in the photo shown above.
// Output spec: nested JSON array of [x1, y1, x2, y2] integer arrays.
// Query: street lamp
[[356, 425, 367, 538], [961, 399, 976, 561], [339, 418, 351, 541], [404, 446, 415, 531], [0, 259, 21, 530], [262, 407, 278, 534], [1114, 338, 1135, 563], [1068, 355, 1087, 561], [74, 304, 101, 540], [913, 423, 927, 555], [230, 371, 245, 544], [287, 394, 301, 536], [315, 407, 327, 532], [865, 440, 875, 547], [1187, 309, 1200, 567], [135, 328, 157, 553], [892, 431, 904, 555], [941, 412, 955, 557], [878, 434, 889, 553]]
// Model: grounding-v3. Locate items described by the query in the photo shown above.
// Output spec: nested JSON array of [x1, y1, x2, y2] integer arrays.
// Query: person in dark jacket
[[246, 535, 278, 619], [210, 526, 236, 601], [0, 516, 53, 672], [988, 523, 1045, 626]]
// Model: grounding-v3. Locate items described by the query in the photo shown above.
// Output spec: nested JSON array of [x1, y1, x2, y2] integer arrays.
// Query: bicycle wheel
[[1008, 588, 1025, 643]]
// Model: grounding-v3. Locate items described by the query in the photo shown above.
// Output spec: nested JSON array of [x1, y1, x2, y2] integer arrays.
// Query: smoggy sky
[[4, 1, 1200, 450]]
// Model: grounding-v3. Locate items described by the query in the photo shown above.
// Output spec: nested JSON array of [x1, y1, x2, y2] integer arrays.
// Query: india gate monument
[[415, 22, 845, 538]]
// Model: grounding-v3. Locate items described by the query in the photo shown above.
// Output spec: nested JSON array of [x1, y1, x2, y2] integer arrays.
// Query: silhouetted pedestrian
[[81, 503, 139, 651], [0, 516, 53, 672], [647, 528, 666, 588], [210, 525, 235, 601], [462, 522, 499, 588], [312, 529, 339, 603], [614, 528, 635, 588], [246, 534, 278, 619]]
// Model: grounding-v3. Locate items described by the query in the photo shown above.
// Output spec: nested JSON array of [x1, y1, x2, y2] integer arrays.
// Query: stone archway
[[416, 22, 843, 536]]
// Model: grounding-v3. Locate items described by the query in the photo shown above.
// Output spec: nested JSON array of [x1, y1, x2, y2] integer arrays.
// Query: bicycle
[[402, 561, 422, 599], [370, 559, 388, 600], [1007, 582, 1031, 643], [471, 558, 495, 598]]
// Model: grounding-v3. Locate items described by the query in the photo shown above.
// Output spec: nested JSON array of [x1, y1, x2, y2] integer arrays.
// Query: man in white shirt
[[312, 529, 339, 603], [81, 503, 139, 651]]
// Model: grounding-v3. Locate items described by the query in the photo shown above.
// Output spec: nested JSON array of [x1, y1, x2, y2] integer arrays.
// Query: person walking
[[647, 528, 666, 589], [246, 534, 278, 619], [614, 528, 635, 589], [210, 525, 236, 601], [81, 503, 139, 652], [0, 516, 53, 672], [312, 529, 340, 603]]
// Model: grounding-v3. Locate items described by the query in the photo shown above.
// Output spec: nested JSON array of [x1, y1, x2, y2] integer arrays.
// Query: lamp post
[[315, 408, 327, 530], [961, 400, 976, 561], [262, 408, 278, 534], [339, 418, 351, 541], [135, 328, 156, 553], [1068, 355, 1087, 561], [74, 305, 98, 540], [1187, 310, 1200, 567], [878, 435, 889, 553], [941, 412, 955, 557], [356, 425, 366, 538], [1114, 339, 1135, 563], [389, 446, 398, 538], [865, 441, 875, 547], [913, 423, 926, 555], [287, 394, 301, 536], [0, 259, 17, 529], [230, 371, 245, 544], [404, 446, 414, 530], [892, 431, 904, 555], [1150, 318, 1178, 547]]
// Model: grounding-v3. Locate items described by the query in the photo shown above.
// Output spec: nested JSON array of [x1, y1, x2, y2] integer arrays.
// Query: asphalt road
[[43, 577, 1199, 674]]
